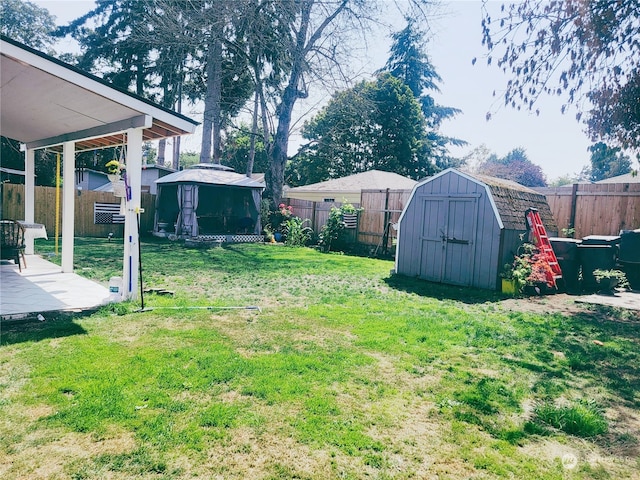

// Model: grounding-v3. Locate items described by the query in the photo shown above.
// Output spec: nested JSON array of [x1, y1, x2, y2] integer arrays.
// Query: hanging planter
[[108, 176, 127, 198], [106, 159, 127, 198]]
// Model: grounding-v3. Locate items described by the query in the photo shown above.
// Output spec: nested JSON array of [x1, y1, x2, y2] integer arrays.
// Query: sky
[[33, 0, 612, 182]]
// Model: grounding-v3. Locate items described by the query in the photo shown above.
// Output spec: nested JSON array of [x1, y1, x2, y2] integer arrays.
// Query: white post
[[61, 141, 75, 272], [122, 128, 143, 300], [24, 147, 36, 254]]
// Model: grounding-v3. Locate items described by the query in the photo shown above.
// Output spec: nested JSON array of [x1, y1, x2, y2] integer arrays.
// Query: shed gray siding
[[396, 170, 502, 289]]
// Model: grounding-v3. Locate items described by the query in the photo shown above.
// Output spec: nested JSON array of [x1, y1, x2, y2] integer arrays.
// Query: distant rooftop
[[287, 170, 417, 193]]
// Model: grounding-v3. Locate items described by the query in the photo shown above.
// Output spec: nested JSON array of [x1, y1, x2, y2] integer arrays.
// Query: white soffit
[[0, 36, 197, 151]]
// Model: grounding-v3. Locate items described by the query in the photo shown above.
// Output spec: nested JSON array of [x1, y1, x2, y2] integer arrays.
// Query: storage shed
[[395, 169, 557, 290]]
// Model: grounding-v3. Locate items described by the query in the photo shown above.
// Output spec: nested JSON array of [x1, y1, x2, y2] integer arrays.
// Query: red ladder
[[525, 208, 562, 285]]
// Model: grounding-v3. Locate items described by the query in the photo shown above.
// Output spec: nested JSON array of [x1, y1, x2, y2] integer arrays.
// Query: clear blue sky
[[36, 0, 614, 181]]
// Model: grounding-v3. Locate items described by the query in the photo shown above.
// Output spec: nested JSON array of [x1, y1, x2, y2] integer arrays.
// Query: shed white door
[[419, 196, 477, 285]]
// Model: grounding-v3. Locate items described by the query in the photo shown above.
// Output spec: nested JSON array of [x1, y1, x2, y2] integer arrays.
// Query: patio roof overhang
[[0, 35, 198, 151]]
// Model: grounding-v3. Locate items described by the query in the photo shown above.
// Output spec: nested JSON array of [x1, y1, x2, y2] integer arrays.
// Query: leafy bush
[[269, 203, 294, 234], [502, 243, 555, 293], [318, 203, 360, 252], [593, 269, 629, 290], [282, 216, 313, 247]]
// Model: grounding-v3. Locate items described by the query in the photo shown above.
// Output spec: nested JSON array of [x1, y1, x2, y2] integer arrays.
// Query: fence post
[[569, 183, 578, 232], [312, 201, 317, 233]]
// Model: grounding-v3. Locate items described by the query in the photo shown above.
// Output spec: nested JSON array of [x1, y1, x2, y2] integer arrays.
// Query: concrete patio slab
[[1, 255, 111, 320], [575, 290, 640, 311]]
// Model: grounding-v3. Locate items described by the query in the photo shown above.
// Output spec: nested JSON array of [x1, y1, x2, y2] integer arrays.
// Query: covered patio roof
[[1, 35, 197, 151]]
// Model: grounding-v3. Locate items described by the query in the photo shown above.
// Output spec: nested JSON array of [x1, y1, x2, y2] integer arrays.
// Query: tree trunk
[[158, 139, 166, 166], [265, 0, 350, 204], [266, 3, 311, 205], [246, 90, 259, 177], [173, 77, 183, 170], [173, 136, 181, 170], [200, 35, 223, 164], [211, 39, 223, 164], [200, 89, 213, 165]]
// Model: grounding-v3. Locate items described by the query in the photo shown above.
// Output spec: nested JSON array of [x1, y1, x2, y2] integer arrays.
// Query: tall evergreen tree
[[56, 1, 155, 96], [380, 19, 464, 168]]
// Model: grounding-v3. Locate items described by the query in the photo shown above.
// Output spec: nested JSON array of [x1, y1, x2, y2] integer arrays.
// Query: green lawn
[[1, 238, 638, 479]]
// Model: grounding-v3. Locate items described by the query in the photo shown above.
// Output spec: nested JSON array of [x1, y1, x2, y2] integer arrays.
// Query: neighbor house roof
[[142, 164, 176, 173], [596, 172, 640, 183], [287, 170, 417, 194], [156, 165, 265, 189]]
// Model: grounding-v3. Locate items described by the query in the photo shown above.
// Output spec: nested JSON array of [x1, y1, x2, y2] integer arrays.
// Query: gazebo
[[154, 164, 265, 243], [0, 35, 198, 300]]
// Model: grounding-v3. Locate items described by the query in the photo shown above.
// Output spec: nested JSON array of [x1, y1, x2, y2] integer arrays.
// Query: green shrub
[[318, 203, 359, 252]]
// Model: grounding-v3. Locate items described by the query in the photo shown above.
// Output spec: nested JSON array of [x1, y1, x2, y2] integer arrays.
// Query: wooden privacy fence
[[13, 181, 635, 244], [359, 189, 412, 250], [286, 188, 413, 252], [535, 182, 640, 238], [286, 198, 345, 235], [1, 184, 156, 238]]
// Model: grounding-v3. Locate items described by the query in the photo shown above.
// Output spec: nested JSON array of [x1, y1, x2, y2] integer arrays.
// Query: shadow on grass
[[0, 312, 88, 346], [383, 273, 506, 305], [499, 304, 640, 407], [556, 307, 640, 405]]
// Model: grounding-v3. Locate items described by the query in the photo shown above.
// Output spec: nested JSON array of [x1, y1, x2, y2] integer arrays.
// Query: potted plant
[[505, 243, 557, 295], [105, 159, 127, 198], [263, 226, 275, 243], [500, 263, 517, 294], [593, 269, 629, 295], [270, 203, 293, 241], [524, 255, 556, 295]]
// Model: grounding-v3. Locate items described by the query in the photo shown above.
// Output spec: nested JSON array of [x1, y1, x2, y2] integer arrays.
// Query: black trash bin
[[581, 235, 621, 247], [549, 237, 582, 294], [619, 230, 640, 290], [578, 244, 617, 293]]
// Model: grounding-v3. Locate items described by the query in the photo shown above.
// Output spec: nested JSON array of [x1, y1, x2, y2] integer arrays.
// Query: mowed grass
[[1, 238, 639, 479]]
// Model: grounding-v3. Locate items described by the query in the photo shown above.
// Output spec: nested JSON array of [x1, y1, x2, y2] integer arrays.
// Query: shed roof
[[286, 170, 417, 194], [156, 167, 265, 189], [464, 171, 557, 231]]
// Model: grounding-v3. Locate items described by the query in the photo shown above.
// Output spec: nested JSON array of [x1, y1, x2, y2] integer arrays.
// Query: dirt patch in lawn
[[497, 293, 640, 320], [0, 429, 136, 480], [498, 293, 589, 316]]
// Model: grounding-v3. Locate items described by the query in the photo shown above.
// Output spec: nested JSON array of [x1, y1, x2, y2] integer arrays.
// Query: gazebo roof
[[156, 166, 265, 189], [0, 35, 198, 151]]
